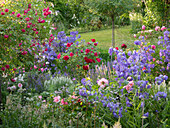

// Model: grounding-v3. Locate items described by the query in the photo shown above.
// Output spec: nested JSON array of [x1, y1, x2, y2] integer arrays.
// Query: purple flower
[[143, 112, 149, 117], [134, 40, 141, 45]]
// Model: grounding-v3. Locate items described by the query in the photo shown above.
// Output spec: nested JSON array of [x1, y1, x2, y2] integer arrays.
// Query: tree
[[84, 0, 135, 47]]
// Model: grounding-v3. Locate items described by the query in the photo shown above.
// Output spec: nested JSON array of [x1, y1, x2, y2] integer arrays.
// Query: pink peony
[[151, 45, 156, 50], [35, 31, 38, 34], [53, 96, 60, 103], [142, 25, 146, 30], [97, 78, 109, 88], [25, 17, 30, 21], [18, 83, 23, 88]]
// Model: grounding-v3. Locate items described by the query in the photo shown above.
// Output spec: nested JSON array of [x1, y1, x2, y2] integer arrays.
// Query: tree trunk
[[111, 15, 115, 48]]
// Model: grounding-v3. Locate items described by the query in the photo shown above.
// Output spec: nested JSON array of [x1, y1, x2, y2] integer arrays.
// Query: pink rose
[[53, 96, 60, 103], [17, 13, 21, 18], [5, 9, 9, 12], [18, 83, 23, 88]]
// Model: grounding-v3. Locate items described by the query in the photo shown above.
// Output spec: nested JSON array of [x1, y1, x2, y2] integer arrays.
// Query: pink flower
[[70, 52, 74, 57], [71, 95, 78, 99], [134, 34, 136, 38], [40, 20, 45, 23], [12, 12, 15, 15], [161, 26, 166, 31], [1, 12, 5, 15], [97, 78, 109, 88], [81, 50, 83, 53], [27, 25, 30, 28], [128, 81, 134, 87], [151, 45, 156, 50], [153, 58, 156, 62], [61, 99, 68, 105], [42, 100, 46, 103], [94, 52, 98, 56], [25, 17, 30, 21], [24, 10, 28, 13], [96, 58, 101, 62], [34, 65, 37, 69], [18, 83, 23, 88], [17, 13, 21, 18], [35, 31, 38, 34], [22, 29, 26, 32], [142, 25, 146, 30], [38, 96, 42, 99], [5, 9, 9, 12], [53, 96, 60, 103], [19, 43, 22, 47], [33, 28, 37, 31], [57, 53, 61, 59], [155, 26, 160, 31], [4, 35, 9, 39], [40, 68, 44, 72]]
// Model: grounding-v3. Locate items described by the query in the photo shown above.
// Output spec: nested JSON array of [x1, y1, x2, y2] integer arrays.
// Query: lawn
[[79, 25, 136, 51]]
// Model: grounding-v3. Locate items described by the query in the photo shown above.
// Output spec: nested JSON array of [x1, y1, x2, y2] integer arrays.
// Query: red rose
[[85, 49, 90, 54], [67, 43, 71, 47], [92, 59, 95, 63], [45, 48, 48, 51], [1, 67, 5, 71], [96, 58, 101, 62], [115, 47, 119, 50], [94, 52, 98, 56], [91, 39, 95, 42], [70, 52, 74, 57], [83, 65, 89, 70], [121, 44, 127, 48], [94, 43, 97, 46], [5, 65, 10, 69], [63, 56, 69, 61]]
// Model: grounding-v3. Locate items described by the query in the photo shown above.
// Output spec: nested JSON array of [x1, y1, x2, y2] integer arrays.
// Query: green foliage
[[44, 76, 74, 92]]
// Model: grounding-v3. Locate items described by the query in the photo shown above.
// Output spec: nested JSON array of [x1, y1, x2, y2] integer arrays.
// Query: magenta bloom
[[57, 53, 61, 59], [17, 13, 21, 18], [18, 83, 23, 88], [151, 45, 156, 50], [161, 26, 166, 31], [1, 67, 5, 71], [1, 12, 5, 15], [5, 65, 10, 69], [35, 31, 38, 34], [12, 12, 15, 15], [5, 9, 9, 12], [4, 35, 9, 38], [22, 29, 26, 32]]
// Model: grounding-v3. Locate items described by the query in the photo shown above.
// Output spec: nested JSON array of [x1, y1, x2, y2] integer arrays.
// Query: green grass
[[79, 25, 136, 51]]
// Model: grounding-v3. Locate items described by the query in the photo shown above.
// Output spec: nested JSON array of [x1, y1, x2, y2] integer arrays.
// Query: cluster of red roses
[[61, 39, 101, 70]]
